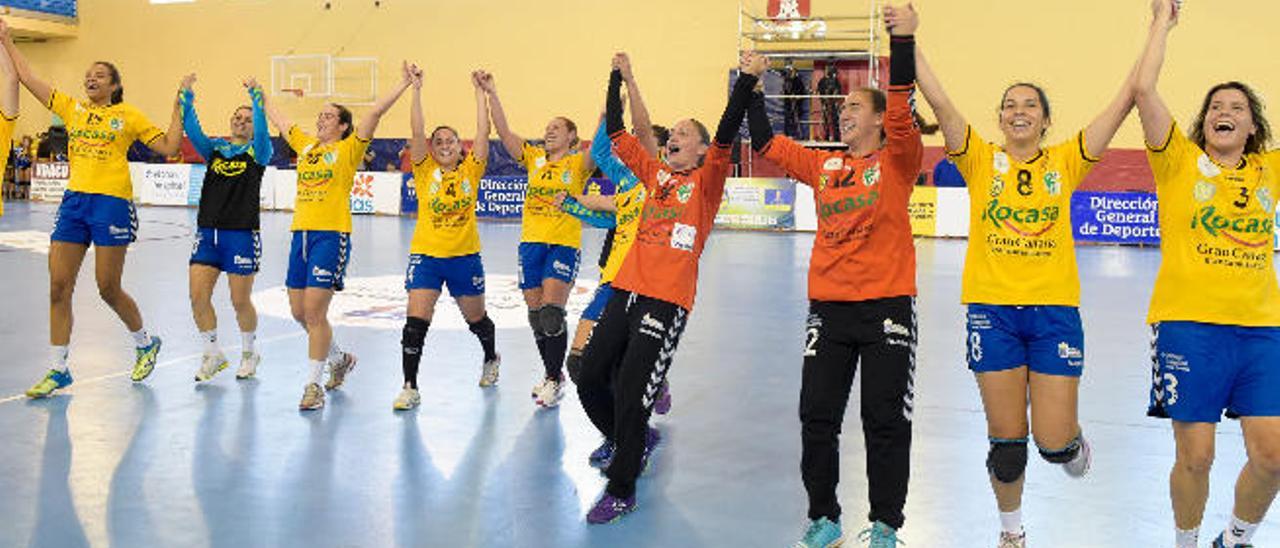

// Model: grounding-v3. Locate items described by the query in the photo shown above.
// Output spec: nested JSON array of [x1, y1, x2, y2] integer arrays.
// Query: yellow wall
[[10, 0, 1280, 150]]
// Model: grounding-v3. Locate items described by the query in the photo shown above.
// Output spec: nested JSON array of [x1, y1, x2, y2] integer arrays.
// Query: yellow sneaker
[[131, 336, 163, 382], [26, 369, 74, 398], [299, 383, 325, 410]]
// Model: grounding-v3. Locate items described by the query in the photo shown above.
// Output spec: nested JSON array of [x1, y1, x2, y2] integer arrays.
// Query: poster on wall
[[132, 163, 192, 206], [401, 172, 417, 215], [350, 172, 402, 215], [908, 186, 938, 236], [477, 176, 526, 219], [30, 162, 70, 203], [715, 177, 796, 230], [1071, 191, 1160, 245]]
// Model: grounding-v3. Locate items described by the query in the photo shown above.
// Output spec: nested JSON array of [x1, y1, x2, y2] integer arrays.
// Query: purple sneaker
[[589, 440, 615, 469], [653, 382, 672, 415], [640, 426, 661, 473], [586, 492, 637, 524]]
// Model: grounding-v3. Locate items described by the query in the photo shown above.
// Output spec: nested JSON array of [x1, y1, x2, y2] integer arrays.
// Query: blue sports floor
[[0, 201, 1272, 547]]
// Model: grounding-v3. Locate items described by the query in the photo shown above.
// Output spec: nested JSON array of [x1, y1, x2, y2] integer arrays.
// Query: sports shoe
[[586, 492, 637, 524], [653, 381, 672, 415], [479, 354, 500, 387], [794, 517, 842, 548], [1213, 532, 1254, 547], [299, 382, 325, 410], [856, 521, 902, 547], [533, 377, 563, 408], [1062, 434, 1092, 478], [588, 440, 615, 469], [393, 387, 421, 411], [640, 426, 661, 473], [235, 352, 261, 379], [324, 351, 358, 391], [131, 336, 163, 382], [26, 369, 73, 399], [195, 353, 229, 382], [998, 530, 1026, 548]]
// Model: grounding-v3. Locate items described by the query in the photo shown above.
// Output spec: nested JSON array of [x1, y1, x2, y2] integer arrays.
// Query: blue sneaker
[[1213, 532, 1254, 547], [857, 521, 902, 548], [26, 369, 74, 398], [589, 440, 615, 469], [586, 491, 636, 524], [794, 517, 842, 548], [131, 336, 162, 382]]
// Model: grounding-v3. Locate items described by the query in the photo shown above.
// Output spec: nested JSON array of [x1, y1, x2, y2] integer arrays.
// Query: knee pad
[[1038, 435, 1082, 464], [539, 304, 567, 337], [987, 438, 1028, 484], [566, 350, 584, 384], [527, 308, 544, 337], [402, 316, 429, 353]]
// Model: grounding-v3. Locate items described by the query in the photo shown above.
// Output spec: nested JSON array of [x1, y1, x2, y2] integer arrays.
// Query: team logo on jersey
[[993, 152, 1011, 174], [1193, 180, 1215, 203], [676, 182, 694, 204], [429, 180, 440, 195], [561, 170, 571, 183], [323, 151, 338, 165], [1044, 171, 1062, 196], [431, 167, 443, 181], [990, 175, 1005, 197], [671, 222, 697, 251], [109, 118, 124, 131], [461, 179, 473, 196], [1197, 154, 1222, 179], [822, 158, 844, 171], [657, 169, 672, 186], [535, 156, 547, 169], [862, 163, 881, 187]]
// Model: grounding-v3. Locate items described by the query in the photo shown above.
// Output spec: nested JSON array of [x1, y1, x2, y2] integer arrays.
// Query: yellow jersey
[[410, 152, 485, 257], [286, 126, 369, 233], [0, 113, 15, 217], [950, 126, 1098, 306], [519, 142, 591, 247], [1146, 123, 1280, 326], [47, 90, 163, 200], [600, 183, 646, 284]]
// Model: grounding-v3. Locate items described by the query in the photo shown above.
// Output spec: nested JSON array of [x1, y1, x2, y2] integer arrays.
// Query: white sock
[[130, 328, 151, 348], [308, 359, 325, 385], [1224, 516, 1259, 546], [999, 509, 1023, 535], [241, 331, 256, 354], [1175, 527, 1198, 548], [327, 341, 342, 363], [50, 345, 69, 373], [200, 330, 219, 356]]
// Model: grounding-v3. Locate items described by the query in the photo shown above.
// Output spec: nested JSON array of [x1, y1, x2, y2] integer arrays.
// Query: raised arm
[[147, 82, 186, 156], [1083, 62, 1138, 159], [245, 77, 273, 166], [408, 67, 427, 165], [0, 25, 19, 118], [1135, 0, 1179, 147], [0, 19, 50, 107], [356, 60, 415, 141], [613, 53, 658, 156], [179, 74, 216, 160], [713, 51, 765, 147], [471, 70, 491, 163], [913, 47, 967, 152], [262, 90, 294, 139], [479, 73, 525, 160]]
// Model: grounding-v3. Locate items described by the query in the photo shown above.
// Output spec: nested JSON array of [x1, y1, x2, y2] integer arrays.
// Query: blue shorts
[[190, 228, 261, 276], [50, 191, 137, 247], [517, 242, 580, 290], [966, 304, 1085, 377], [1149, 321, 1280, 423], [581, 282, 614, 322], [286, 231, 350, 291], [405, 253, 486, 296]]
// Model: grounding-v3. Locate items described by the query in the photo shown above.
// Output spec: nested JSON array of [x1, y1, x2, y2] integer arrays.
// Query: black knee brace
[[1038, 435, 1082, 464], [528, 308, 545, 338], [538, 304, 567, 337], [987, 438, 1028, 484], [402, 316, 429, 353], [566, 349, 584, 384]]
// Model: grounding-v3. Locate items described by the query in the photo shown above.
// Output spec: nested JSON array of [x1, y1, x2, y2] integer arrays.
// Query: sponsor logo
[[212, 158, 249, 177], [862, 163, 881, 186], [993, 151, 1011, 174], [109, 118, 124, 131], [312, 266, 333, 279], [1057, 342, 1083, 364], [822, 158, 843, 171], [883, 318, 911, 338], [1197, 154, 1222, 179], [323, 151, 338, 165], [535, 156, 546, 169], [552, 260, 573, 277], [981, 198, 1060, 237], [233, 255, 256, 266], [1193, 180, 1215, 203], [1160, 351, 1190, 372], [472, 276, 486, 291], [108, 225, 131, 236], [676, 182, 694, 204], [818, 190, 879, 220], [1190, 205, 1273, 247], [657, 169, 672, 186], [352, 174, 375, 198], [990, 175, 1005, 197], [1044, 171, 1062, 196]]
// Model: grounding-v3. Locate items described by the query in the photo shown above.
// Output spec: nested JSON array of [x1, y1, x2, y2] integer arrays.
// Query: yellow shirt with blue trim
[[600, 183, 646, 284], [410, 152, 485, 257], [0, 113, 15, 217], [950, 126, 1098, 306], [519, 142, 591, 247], [1146, 123, 1280, 326], [47, 90, 163, 200], [286, 126, 369, 233]]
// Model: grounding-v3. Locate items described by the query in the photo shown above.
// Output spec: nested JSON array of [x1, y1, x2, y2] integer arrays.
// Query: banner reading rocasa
[[715, 177, 796, 230], [1071, 191, 1160, 245]]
